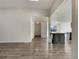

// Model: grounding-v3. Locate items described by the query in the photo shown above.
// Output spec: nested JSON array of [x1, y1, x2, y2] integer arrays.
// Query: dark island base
[[51, 32, 72, 44], [52, 34, 65, 44]]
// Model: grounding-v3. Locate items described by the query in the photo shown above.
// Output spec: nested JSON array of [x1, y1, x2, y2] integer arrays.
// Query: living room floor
[[0, 37, 72, 59]]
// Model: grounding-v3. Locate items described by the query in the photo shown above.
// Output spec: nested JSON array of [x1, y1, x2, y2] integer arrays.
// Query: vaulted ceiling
[[0, 0, 53, 10], [50, 0, 64, 14], [0, 0, 64, 15]]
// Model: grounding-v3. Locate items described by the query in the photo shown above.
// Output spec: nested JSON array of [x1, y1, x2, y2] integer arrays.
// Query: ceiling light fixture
[[29, 0, 39, 2]]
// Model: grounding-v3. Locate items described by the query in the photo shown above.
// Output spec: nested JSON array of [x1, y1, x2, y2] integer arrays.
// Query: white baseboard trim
[[0, 41, 32, 43]]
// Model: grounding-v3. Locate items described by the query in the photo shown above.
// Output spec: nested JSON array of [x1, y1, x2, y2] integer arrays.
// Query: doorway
[[31, 16, 49, 40], [34, 20, 41, 38]]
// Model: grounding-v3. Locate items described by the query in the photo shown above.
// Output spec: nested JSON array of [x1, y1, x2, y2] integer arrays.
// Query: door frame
[[31, 16, 49, 40]]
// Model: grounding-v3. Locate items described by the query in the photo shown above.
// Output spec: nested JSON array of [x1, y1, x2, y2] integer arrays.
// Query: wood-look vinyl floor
[[0, 37, 72, 59]]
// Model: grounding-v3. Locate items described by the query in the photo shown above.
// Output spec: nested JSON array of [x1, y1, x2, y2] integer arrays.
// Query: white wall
[[31, 17, 34, 40], [41, 17, 49, 39], [50, 0, 72, 33], [41, 20, 47, 38], [0, 9, 48, 42]]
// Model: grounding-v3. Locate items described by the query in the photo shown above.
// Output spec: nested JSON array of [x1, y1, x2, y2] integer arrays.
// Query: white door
[[41, 17, 49, 39]]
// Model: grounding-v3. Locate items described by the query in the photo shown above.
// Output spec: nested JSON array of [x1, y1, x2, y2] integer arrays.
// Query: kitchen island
[[50, 32, 71, 44]]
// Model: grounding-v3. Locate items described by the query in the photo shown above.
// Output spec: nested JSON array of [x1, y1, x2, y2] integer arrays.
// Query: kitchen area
[[50, 22, 72, 44]]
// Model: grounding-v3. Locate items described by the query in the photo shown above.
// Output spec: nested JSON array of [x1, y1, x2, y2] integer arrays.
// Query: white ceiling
[[0, 0, 53, 10]]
